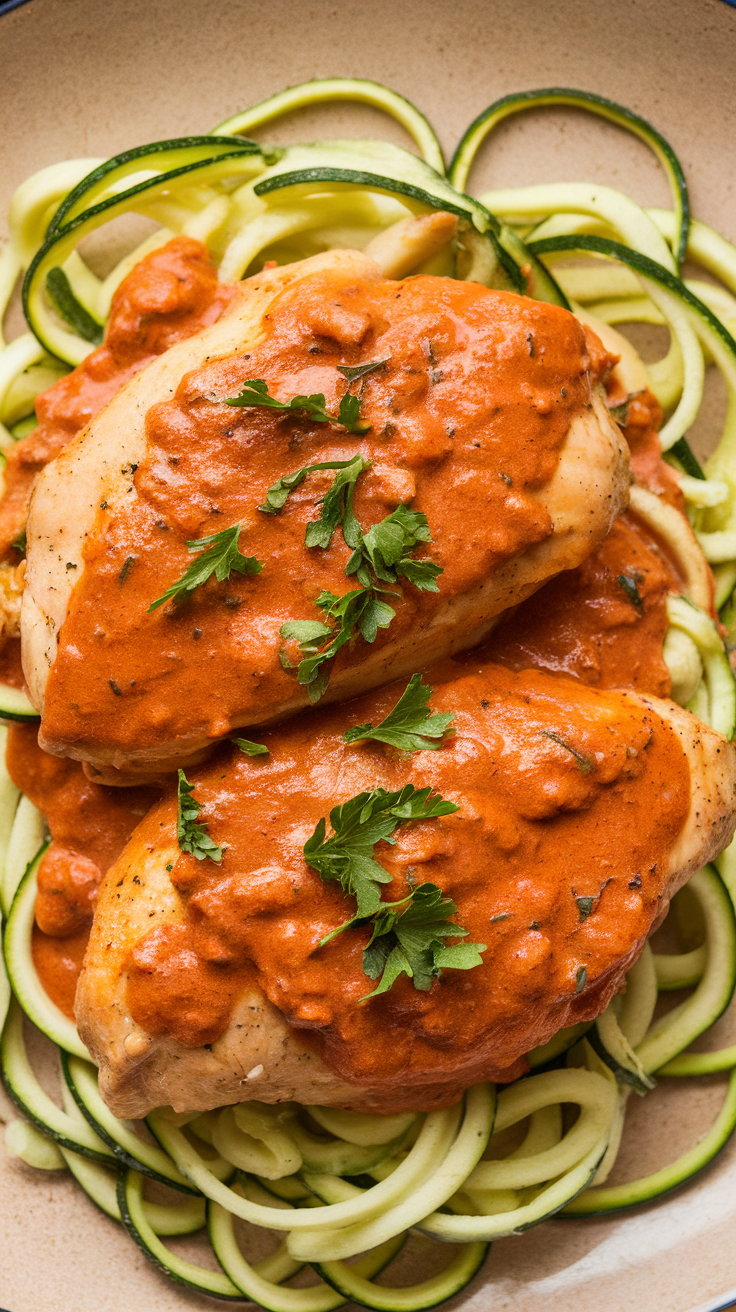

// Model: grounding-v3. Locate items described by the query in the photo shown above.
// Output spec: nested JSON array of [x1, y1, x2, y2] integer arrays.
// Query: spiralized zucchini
[[3, 77, 736, 1309]]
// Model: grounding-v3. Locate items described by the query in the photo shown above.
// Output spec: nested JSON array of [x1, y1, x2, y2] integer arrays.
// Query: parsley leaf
[[361, 882, 486, 998], [304, 784, 458, 921], [304, 456, 367, 550], [279, 507, 442, 700], [306, 787, 482, 998], [344, 673, 454, 751], [176, 770, 224, 863], [281, 587, 397, 703], [148, 525, 262, 613], [234, 738, 269, 757], [259, 455, 368, 517], [346, 506, 442, 592], [224, 378, 370, 435]]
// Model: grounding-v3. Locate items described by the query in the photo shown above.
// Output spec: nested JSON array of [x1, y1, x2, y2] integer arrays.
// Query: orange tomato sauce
[[0, 236, 236, 698], [481, 511, 678, 695], [0, 239, 693, 1058], [123, 662, 690, 1104], [0, 239, 230, 1018], [5, 725, 158, 1019], [41, 267, 605, 759]]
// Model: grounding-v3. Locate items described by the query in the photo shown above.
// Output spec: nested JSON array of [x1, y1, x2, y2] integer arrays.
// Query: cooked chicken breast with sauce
[[75, 662, 736, 1119], [23, 248, 628, 782]]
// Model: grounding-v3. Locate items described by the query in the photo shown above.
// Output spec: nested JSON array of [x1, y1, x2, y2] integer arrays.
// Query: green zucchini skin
[[588, 1012, 656, 1095], [0, 1002, 114, 1163], [46, 135, 262, 238], [312, 1239, 490, 1311], [45, 267, 103, 344], [60, 1052, 200, 1196], [528, 233, 736, 374], [249, 155, 572, 308], [527, 1021, 593, 1070], [22, 147, 264, 363], [668, 436, 705, 479], [211, 77, 446, 176], [3, 846, 90, 1057], [561, 1067, 736, 1217], [0, 681, 40, 722], [635, 867, 736, 1075], [449, 87, 690, 270], [253, 165, 490, 230], [117, 1169, 244, 1302]]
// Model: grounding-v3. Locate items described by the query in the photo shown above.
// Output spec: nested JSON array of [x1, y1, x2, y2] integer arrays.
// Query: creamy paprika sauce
[[21, 504, 681, 1023], [122, 663, 690, 1102], [41, 269, 606, 757], [0, 238, 695, 1072], [6, 725, 157, 1017], [0, 237, 234, 561], [482, 511, 679, 695], [0, 237, 235, 693]]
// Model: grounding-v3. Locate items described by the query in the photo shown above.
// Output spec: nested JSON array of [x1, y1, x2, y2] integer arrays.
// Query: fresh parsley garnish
[[148, 525, 262, 613], [304, 456, 367, 550], [303, 784, 481, 997], [360, 882, 486, 998], [344, 674, 454, 751], [304, 784, 458, 921], [259, 455, 368, 517], [541, 731, 594, 775], [176, 770, 224, 863], [233, 738, 269, 757], [281, 587, 396, 703], [225, 378, 370, 435], [280, 506, 442, 702], [346, 505, 442, 593]]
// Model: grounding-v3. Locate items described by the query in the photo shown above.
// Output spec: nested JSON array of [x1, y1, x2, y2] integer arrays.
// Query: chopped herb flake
[[233, 738, 269, 757], [575, 895, 595, 922], [336, 358, 389, 384], [618, 573, 643, 610], [119, 555, 135, 585], [542, 731, 594, 774], [177, 770, 224, 863]]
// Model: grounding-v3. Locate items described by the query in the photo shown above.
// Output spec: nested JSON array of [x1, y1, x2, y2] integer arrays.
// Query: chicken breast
[[22, 249, 628, 783], [76, 662, 736, 1119]]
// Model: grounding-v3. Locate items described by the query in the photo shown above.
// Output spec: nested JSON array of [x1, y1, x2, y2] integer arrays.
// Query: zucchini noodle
[[3, 78, 736, 1309]]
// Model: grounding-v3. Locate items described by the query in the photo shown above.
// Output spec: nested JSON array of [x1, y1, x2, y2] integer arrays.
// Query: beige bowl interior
[[1, 0, 736, 1308]]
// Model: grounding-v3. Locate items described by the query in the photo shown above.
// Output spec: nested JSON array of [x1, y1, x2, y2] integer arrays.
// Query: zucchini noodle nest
[[2, 78, 736, 1311]]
